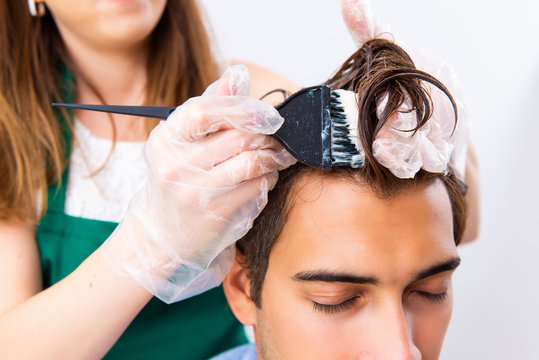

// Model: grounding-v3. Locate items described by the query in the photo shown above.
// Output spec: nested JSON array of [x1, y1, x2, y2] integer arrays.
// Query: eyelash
[[312, 296, 360, 314], [415, 291, 448, 303], [312, 290, 447, 314]]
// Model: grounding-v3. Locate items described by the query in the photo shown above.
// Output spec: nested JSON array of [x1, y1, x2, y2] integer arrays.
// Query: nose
[[357, 301, 422, 360], [379, 316, 421, 360]]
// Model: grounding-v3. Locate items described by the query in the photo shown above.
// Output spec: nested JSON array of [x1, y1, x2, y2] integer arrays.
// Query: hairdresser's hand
[[102, 65, 296, 303], [341, 0, 390, 46]]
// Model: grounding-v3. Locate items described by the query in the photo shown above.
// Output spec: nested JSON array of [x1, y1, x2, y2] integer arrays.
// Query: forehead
[[270, 175, 457, 283]]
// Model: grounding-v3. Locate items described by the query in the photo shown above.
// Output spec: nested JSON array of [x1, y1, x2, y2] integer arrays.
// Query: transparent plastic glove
[[340, 0, 391, 46], [372, 94, 455, 179], [102, 65, 296, 303], [410, 56, 470, 180], [371, 58, 470, 180], [341, 0, 470, 180]]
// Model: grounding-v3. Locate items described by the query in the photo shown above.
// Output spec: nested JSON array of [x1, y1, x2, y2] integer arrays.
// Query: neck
[[63, 37, 151, 140], [70, 42, 149, 105]]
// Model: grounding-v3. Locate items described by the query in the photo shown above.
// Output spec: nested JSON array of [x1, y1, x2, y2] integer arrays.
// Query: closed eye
[[312, 296, 360, 314], [415, 290, 448, 303]]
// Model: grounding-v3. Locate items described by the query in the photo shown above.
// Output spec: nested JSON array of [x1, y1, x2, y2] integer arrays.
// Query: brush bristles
[[330, 90, 365, 168]]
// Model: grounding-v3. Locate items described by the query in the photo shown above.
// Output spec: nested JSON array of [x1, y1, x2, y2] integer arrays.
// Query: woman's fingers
[[202, 172, 278, 223], [146, 124, 293, 180], [166, 173, 277, 264], [209, 147, 294, 187], [107, 64, 294, 303], [341, 0, 391, 46], [202, 64, 250, 97], [341, 0, 376, 45], [183, 130, 283, 170], [165, 95, 284, 142], [154, 146, 293, 191], [163, 63, 282, 143]]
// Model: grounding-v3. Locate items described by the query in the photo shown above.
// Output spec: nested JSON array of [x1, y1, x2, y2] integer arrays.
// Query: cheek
[[258, 272, 350, 358], [46, 1, 95, 28]]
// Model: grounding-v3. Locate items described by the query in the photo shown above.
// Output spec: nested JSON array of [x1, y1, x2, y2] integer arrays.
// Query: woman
[[0, 0, 295, 358]]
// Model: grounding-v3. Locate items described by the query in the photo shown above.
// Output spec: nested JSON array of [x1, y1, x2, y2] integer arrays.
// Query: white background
[[200, 0, 539, 358]]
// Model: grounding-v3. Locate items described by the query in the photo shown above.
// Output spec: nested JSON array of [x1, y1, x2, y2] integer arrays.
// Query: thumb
[[341, 0, 376, 46], [203, 64, 251, 97], [341, 0, 391, 47]]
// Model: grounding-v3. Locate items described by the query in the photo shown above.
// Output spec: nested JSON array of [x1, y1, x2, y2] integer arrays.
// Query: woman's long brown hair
[[0, 0, 219, 223]]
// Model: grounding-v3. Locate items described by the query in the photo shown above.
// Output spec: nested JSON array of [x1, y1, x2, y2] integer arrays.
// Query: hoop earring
[[28, 0, 46, 17]]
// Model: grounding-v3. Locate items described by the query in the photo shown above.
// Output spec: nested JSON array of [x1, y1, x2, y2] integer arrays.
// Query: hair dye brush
[[52, 85, 364, 168]]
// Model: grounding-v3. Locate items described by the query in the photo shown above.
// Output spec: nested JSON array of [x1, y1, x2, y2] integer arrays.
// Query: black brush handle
[[274, 85, 331, 168], [51, 103, 176, 119], [52, 86, 332, 168]]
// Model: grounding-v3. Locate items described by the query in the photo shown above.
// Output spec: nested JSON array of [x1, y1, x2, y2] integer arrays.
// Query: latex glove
[[102, 65, 296, 303]]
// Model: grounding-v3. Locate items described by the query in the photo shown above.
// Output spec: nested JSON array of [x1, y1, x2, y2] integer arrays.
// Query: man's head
[[223, 39, 467, 359]]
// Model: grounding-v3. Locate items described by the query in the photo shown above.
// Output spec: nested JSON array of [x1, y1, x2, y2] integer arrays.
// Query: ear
[[223, 251, 257, 326]]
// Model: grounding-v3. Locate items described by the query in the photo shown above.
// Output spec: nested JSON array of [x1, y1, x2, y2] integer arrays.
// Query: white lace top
[[63, 57, 230, 222], [64, 120, 147, 222]]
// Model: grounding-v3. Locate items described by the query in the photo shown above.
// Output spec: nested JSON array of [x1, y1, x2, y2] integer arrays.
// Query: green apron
[[35, 71, 247, 359]]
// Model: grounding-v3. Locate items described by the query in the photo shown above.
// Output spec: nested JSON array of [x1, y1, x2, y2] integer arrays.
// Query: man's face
[[225, 175, 459, 360]]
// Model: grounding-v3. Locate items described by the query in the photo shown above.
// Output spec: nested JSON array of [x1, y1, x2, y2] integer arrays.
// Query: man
[[212, 37, 468, 359], [220, 169, 464, 359]]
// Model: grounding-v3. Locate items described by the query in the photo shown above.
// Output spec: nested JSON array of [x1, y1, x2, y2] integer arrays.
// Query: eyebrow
[[292, 256, 461, 286], [412, 256, 461, 282], [293, 271, 380, 285]]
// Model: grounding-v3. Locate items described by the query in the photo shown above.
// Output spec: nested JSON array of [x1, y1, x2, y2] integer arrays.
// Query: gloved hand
[[102, 65, 296, 303], [340, 0, 470, 181], [340, 0, 391, 47]]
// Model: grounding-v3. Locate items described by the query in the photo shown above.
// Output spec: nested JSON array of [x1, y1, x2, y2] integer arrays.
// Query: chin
[[95, 0, 166, 46], [94, 16, 159, 49]]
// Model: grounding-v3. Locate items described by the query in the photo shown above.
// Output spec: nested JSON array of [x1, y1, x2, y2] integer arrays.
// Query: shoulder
[[209, 343, 257, 360], [230, 60, 300, 104]]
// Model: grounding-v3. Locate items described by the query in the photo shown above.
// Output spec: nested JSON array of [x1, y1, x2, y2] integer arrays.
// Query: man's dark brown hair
[[236, 38, 467, 307]]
